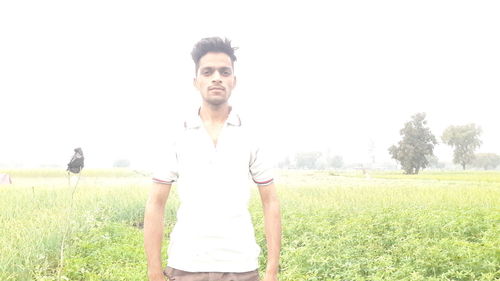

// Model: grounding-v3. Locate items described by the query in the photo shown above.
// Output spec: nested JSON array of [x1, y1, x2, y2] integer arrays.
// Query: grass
[[336, 169, 500, 183], [0, 168, 499, 280]]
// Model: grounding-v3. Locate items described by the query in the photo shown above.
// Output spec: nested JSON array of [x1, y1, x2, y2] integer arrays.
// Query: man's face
[[194, 52, 236, 107]]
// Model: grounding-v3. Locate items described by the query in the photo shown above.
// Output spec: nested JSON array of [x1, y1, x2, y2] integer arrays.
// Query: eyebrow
[[199, 67, 233, 73], [200, 66, 232, 70]]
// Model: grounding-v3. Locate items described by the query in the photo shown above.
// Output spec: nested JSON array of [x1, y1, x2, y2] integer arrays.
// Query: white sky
[[1, 0, 499, 169]]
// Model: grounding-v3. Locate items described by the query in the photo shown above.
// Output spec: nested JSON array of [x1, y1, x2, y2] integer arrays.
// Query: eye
[[201, 68, 213, 76], [221, 69, 232, 76]]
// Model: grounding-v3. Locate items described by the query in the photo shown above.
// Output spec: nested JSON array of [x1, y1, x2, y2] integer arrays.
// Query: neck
[[199, 103, 231, 124]]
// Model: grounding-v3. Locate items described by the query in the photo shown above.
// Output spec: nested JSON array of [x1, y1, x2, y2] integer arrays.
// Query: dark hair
[[191, 37, 237, 74]]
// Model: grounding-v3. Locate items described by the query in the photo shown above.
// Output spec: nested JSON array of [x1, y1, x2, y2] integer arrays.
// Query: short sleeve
[[249, 144, 275, 186], [152, 140, 179, 185]]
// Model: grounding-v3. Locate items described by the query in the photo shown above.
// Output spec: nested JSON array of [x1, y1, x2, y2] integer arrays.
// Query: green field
[[0, 169, 499, 281]]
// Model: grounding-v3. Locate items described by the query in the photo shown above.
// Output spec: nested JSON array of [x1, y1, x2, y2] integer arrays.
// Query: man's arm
[[258, 182, 281, 281], [144, 182, 172, 281]]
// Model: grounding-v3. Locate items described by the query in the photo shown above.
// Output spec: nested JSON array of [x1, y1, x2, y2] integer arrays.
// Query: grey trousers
[[163, 266, 260, 281]]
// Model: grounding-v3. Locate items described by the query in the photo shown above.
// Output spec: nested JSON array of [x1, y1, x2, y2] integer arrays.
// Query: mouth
[[208, 86, 225, 91]]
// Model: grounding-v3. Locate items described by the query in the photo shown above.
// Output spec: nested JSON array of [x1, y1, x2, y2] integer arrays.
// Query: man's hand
[[262, 273, 278, 281], [147, 270, 166, 281]]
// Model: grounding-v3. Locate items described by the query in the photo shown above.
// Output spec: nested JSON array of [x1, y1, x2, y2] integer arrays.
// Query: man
[[144, 37, 281, 281]]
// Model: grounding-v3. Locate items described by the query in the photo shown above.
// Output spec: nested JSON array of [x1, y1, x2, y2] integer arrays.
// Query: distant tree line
[[389, 112, 499, 174], [278, 151, 343, 170], [277, 112, 499, 173]]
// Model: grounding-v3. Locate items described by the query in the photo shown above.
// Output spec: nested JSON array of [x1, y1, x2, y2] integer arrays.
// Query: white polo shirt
[[153, 107, 274, 273]]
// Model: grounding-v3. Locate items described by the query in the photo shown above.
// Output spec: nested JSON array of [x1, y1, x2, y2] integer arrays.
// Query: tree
[[326, 155, 343, 169], [295, 151, 322, 169], [472, 153, 500, 170], [388, 113, 437, 174], [441, 124, 482, 170], [277, 156, 291, 169], [426, 154, 445, 169]]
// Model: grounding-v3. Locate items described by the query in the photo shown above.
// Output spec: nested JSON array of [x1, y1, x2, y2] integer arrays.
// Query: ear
[[233, 76, 237, 88], [193, 77, 198, 89]]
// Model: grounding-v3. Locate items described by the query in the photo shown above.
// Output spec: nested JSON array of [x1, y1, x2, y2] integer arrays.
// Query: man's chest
[[174, 128, 254, 198], [203, 123, 224, 147], [175, 128, 252, 172]]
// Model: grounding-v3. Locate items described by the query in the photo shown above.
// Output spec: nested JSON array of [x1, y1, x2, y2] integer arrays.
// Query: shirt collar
[[184, 106, 241, 129]]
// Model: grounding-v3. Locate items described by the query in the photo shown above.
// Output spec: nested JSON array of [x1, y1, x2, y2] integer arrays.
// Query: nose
[[211, 71, 222, 83]]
